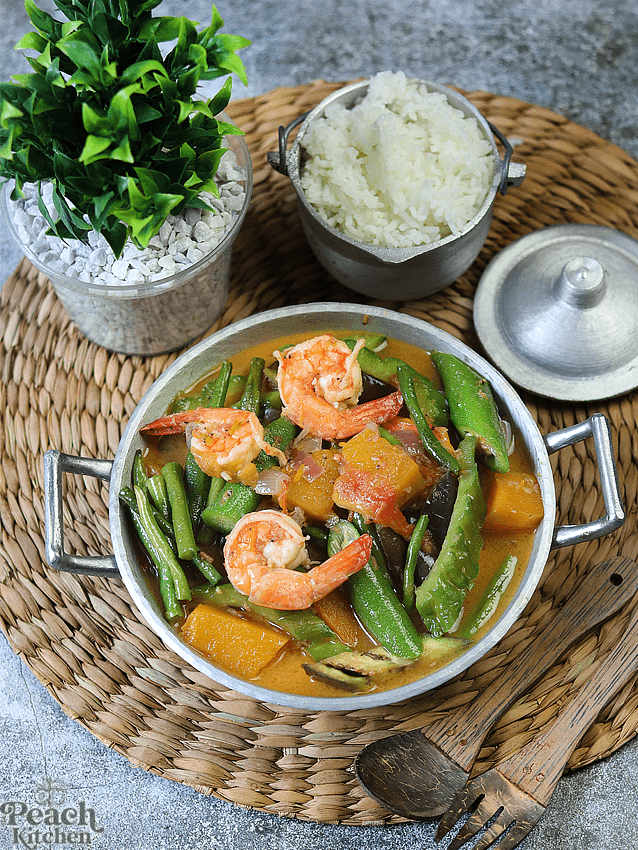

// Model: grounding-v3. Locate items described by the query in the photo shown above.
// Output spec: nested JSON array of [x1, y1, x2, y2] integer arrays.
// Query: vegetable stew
[[122, 331, 544, 697]]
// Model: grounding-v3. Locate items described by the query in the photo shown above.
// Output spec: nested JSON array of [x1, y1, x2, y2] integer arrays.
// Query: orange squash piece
[[285, 449, 341, 522], [313, 588, 368, 649], [338, 427, 426, 505], [181, 603, 290, 678], [483, 470, 544, 533]]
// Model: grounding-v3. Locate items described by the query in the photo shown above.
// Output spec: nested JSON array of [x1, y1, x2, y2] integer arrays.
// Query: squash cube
[[285, 449, 341, 522], [339, 427, 426, 505], [181, 603, 290, 678], [483, 470, 544, 532]]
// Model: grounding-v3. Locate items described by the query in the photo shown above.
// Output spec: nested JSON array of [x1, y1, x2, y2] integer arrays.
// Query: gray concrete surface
[[2, 1, 638, 848]]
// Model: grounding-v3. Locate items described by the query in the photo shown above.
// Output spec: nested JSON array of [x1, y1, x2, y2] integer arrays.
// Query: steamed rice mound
[[300, 71, 495, 249]]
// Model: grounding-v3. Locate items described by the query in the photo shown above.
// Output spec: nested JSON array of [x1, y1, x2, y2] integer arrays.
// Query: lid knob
[[554, 257, 605, 308]]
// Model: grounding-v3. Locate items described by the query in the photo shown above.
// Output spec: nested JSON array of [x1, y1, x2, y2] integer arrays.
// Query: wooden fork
[[436, 599, 638, 850]]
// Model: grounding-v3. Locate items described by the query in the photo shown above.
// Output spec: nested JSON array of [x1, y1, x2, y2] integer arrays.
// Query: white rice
[[299, 71, 495, 249]]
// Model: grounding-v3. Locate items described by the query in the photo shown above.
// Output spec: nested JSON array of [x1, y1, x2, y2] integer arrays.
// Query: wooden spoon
[[354, 556, 638, 819]]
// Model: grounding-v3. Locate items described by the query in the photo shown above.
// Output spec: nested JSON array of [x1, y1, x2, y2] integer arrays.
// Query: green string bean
[[162, 462, 198, 561]]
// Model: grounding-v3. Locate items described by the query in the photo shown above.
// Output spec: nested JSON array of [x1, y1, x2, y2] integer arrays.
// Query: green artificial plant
[[0, 0, 250, 257]]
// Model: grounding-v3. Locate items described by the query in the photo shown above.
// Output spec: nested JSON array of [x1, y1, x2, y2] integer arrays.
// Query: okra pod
[[397, 364, 460, 472], [415, 435, 486, 637], [133, 484, 191, 602], [430, 351, 510, 474], [198, 359, 233, 408], [304, 525, 329, 544], [254, 416, 297, 471], [456, 555, 517, 639], [192, 583, 349, 660], [344, 339, 448, 426], [236, 356, 265, 416], [161, 462, 198, 561], [329, 519, 422, 660], [403, 514, 429, 613], [171, 360, 233, 412], [200, 479, 261, 535]]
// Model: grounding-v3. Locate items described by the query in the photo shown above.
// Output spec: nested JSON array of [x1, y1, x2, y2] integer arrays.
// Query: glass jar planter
[[2, 126, 252, 356]]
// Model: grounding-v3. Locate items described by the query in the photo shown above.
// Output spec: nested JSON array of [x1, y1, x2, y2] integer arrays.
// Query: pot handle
[[267, 115, 526, 195], [267, 112, 308, 176], [43, 449, 119, 577], [544, 413, 625, 549]]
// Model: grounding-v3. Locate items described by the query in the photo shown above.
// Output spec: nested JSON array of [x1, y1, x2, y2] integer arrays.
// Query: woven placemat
[[1, 81, 638, 825]]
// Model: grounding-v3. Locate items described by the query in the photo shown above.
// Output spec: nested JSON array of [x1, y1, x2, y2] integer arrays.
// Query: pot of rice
[[268, 72, 526, 300]]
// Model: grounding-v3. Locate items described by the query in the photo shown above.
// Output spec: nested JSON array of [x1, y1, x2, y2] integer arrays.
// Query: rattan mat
[[1, 81, 638, 825]]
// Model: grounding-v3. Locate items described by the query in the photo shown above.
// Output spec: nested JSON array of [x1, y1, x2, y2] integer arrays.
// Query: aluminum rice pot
[[43, 304, 624, 711], [268, 81, 526, 300]]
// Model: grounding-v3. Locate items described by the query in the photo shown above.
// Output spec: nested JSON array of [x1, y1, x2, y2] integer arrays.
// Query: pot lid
[[473, 224, 638, 401]]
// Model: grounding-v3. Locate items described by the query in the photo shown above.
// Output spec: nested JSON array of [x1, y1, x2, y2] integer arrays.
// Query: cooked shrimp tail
[[224, 510, 372, 609], [140, 408, 211, 436], [275, 334, 403, 440], [140, 407, 285, 485]]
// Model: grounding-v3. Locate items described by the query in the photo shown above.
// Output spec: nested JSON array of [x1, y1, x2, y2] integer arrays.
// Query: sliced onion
[[254, 467, 290, 496], [293, 429, 323, 453], [386, 421, 423, 457], [500, 417, 515, 456], [288, 450, 324, 482]]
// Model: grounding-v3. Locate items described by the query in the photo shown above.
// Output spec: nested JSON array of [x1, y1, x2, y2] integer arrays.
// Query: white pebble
[[184, 208, 201, 227], [187, 247, 205, 263], [158, 255, 176, 271], [8, 168, 244, 287], [111, 259, 129, 279], [127, 269, 145, 285], [174, 235, 193, 253], [193, 221, 214, 243], [89, 247, 107, 266]]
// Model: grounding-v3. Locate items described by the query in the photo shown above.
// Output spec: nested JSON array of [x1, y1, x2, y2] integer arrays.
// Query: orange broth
[[137, 331, 541, 698]]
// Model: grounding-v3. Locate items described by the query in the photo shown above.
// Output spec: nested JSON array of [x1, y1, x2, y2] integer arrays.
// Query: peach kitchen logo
[[0, 779, 105, 847]]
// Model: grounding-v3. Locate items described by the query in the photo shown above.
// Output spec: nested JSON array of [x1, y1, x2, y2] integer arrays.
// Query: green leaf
[[208, 77, 232, 114], [1, 101, 24, 125], [137, 16, 183, 43], [215, 51, 248, 86], [57, 32, 103, 78], [88, 190, 116, 233], [81, 102, 110, 135], [24, 0, 62, 41], [108, 84, 142, 139], [100, 216, 128, 257], [201, 5, 225, 40], [120, 59, 169, 86], [79, 134, 113, 164], [14, 31, 48, 53], [109, 135, 134, 163]]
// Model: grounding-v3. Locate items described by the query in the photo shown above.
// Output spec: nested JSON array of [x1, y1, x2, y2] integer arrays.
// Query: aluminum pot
[[268, 80, 526, 300], [43, 303, 624, 711]]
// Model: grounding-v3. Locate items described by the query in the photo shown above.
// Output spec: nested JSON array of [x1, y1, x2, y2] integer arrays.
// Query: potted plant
[[0, 0, 252, 355]]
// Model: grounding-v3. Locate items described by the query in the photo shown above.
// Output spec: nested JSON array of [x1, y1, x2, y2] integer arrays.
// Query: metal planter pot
[[43, 303, 624, 711], [268, 80, 526, 300]]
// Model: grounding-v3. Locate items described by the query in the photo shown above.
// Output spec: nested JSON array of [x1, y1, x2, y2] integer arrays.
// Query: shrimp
[[140, 407, 285, 486], [274, 334, 404, 441], [224, 509, 372, 609]]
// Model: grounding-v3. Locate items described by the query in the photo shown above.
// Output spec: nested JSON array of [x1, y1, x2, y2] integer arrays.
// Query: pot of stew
[[43, 303, 625, 710]]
